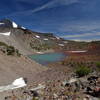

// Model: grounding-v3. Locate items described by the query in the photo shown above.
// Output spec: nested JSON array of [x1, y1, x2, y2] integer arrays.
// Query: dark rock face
[[0, 19, 12, 28], [0, 19, 19, 33], [0, 19, 20, 28], [0, 19, 11, 33]]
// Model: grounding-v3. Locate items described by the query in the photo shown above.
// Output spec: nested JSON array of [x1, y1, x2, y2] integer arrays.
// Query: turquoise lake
[[29, 52, 66, 65]]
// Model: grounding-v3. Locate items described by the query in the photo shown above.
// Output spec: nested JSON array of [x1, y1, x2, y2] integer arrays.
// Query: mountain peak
[[0, 19, 19, 28]]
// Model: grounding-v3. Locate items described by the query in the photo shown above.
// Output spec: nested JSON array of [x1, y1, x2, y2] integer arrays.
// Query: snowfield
[[70, 50, 87, 53], [0, 78, 27, 92], [0, 32, 11, 36], [44, 38, 48, 40], [21, 26, 26, 29], [35, 35, 40, 38], [12, 22, 18, 28], [0, 23, 5, 25], [58, 44, 64, 46], [56, 36, 60, 40], [36, 52, 44, 54]]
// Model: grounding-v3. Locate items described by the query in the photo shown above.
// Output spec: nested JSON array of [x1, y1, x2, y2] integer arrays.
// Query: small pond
[[29, 52, 66, 65]]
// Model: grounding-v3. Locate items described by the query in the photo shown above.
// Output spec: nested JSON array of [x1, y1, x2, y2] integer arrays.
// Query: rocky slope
[[0, 51, 48, 86], [0, 19, 67, 55], [0, 19, 68, 92]]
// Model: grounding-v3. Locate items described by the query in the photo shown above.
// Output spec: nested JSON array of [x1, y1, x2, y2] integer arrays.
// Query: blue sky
[[0, 0, 100, 41]]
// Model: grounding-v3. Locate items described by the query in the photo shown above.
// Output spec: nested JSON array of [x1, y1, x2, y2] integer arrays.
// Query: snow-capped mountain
[[0, 19, 65, 55], [0, 19, 20, 36], [0, 19, 19, 29]]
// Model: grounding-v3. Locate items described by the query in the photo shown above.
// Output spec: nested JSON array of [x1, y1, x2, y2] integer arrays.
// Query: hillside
[[0, 19, 67, 55], [0, 19, 69, 86], [0, 51, 47, 86]]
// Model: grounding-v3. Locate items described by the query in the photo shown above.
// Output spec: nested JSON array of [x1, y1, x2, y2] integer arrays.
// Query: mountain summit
[[0, 19, 21, 35], [0, 19, 20, 29]]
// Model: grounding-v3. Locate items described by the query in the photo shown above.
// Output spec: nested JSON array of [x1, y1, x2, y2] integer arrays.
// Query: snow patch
[[0, 32, 11, 36], [44, 38, 48, 40], [58, 44, 64, 46], [36, 52, 44, 54], [56, 37, 60, 40], [35, 35, 40, 38], [21, 26, 26, 29], [12, 22, 18, 28], [0, 77, 27, 92], [0, 23, 5, 25], [12, 77, 27, 88], [70, 51, 87, 53]]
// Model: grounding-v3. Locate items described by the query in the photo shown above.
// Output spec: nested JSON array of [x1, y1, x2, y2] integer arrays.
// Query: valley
[[0, 19, 99, 100]]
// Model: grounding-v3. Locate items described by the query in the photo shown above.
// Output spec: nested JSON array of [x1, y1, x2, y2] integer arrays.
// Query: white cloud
[[31, 0, 79, 13], [61, 32, 100, 38], [7, 0, 79, 17], [58, 21, 100, 33], [70, 39, 92, 42], [62, 38, 100, 42]]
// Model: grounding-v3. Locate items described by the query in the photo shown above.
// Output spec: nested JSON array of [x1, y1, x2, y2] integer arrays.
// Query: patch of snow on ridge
[[70, 51, 87, 53], [0, 77, 27, 92], [0, 32, 11, 36], [37, 52, 44, 54], [58, 44, 64, 46], [12, 21, 18, 28], [12, 77, 27, 87], [44, 38, 48, 40], [21, 26, 26, 29], [35, 35, 40, 38], [56, 36, 60, 40], [0, 23, 5, 25]]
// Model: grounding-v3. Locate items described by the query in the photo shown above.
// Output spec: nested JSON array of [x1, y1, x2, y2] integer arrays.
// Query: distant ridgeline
[[37, 32, 54, 37], [88, 41, 100, 51], [0, 19, 99, 55]]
